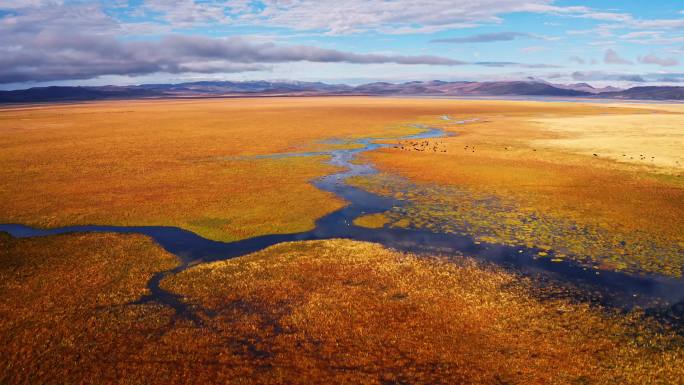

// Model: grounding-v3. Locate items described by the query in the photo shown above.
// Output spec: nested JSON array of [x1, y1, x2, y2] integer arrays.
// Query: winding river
[[1, 122, 683, 324]]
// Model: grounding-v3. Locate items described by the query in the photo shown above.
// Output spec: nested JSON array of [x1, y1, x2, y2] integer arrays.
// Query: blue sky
[[0, 0, 682, 90]]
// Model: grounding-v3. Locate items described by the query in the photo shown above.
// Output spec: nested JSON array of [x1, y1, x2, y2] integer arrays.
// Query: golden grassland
[[530, 106, 684, 174], [0, 232, 179, 384], [1, 233, 682, 384], [2, 98, 683, 383], [353, 100, 684, 276], [0, 97, 454, 241], [533, 109, 684, 174], [2, 97, 680, 246]]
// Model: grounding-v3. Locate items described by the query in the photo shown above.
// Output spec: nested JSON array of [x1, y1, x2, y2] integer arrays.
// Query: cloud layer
[[566, 71, 684, 83], [431, 32, 533, 44], [638, 54, 679, 67], [1, 1, 682, 87], [0, 2, 561, 84], [604, 49, 633, 65], [201, 0, 559, 35], [135, 0, 684, 35], [0, 33, 472, 84]]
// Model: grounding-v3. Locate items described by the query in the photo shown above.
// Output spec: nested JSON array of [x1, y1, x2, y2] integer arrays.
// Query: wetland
[[1, 97, 683, 384]]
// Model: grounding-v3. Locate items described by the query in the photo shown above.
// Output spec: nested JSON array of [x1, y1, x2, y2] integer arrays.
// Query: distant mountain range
[[1, 80, 683, 103]]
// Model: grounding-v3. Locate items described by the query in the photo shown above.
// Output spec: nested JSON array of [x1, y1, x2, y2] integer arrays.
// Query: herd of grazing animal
[[389, 118, 678, 176], [394, 140, 448, 153], [391, 140, 672, 172], [387, 114, 682, 180]]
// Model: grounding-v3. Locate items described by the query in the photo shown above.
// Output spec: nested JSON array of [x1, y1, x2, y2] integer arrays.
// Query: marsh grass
[[160, 239, 683, 384], [0, 232, 179, 385], [1, 98, 683, 383], [1, 234, 681, 384], [349, 173, 684, 276], [0, 98, 447, 241], [0, 98, 656, 242], [355, 103, 684, 276]]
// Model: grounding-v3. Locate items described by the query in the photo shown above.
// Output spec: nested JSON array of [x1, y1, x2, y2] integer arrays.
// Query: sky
[[1, 0, 683, 90]]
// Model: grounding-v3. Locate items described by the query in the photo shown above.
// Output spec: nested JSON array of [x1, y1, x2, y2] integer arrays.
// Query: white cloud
[[7, 0, 682, 37], [2, 0, 682, 88], [142, 0, 230, 26], [638, 54, 679, 67], [0, 32, 475, 83], [620, 31, 661, 39], [604, 49, 632, 65], [622, 35, 684, 45], [567, 70, 684, 84], [137, 0, 684, 35], [568, 56, 585, 64], [520, 46, 547, 53], [239, 0, 557, 35], [0, 0, 60, 8], [588, 41, 616, 46], [630, 19, 684, 29], [432, 32, 534, 43]]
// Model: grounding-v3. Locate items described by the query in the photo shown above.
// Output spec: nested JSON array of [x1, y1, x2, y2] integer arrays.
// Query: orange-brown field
[[1, 233, 682, 384], [0, 97, 446, 241], [4, 98, 678, 244], [1, 97, 683, 384], [352, 100, 684, 276]]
